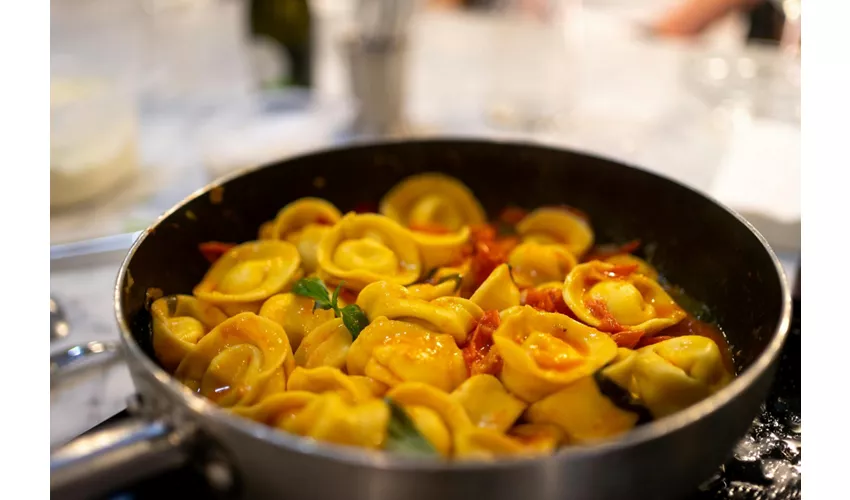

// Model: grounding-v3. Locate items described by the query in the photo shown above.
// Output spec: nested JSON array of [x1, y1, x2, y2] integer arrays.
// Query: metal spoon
[[51, 296, 70, 341]]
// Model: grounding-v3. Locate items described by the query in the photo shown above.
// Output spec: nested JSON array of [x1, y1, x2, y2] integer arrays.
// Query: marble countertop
[[50, 5, 800, 447]]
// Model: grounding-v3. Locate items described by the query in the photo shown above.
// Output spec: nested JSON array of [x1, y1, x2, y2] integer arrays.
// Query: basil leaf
[[331, 282, 342, 310], [384, 398, 438, 457], [292, 277, 333, 311], [436, 273, 463, 292], [340, 304, 369, 339]]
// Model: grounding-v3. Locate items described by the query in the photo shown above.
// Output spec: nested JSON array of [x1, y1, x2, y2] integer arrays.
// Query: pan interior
[[121, 140, 784, 380]]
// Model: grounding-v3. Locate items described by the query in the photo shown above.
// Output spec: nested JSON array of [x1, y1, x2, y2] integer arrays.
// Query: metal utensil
[[51, 296, 70, 341], [51, 340, 123, 388]]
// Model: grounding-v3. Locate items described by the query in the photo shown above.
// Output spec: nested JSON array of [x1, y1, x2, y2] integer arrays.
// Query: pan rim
[[113, 137, 792, 471]]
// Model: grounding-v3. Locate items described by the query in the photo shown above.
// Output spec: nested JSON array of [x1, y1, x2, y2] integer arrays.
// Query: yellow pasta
[[347, 317, 468, 392], [356, 281, 483, 344], [286, 366, 377, 403], [603, 254, 659, 281], [293, 318, 352, 370], [380, 173, 486, 231], [601, 336, 734, 418], [387, 382, 474, 455], [470, 264, 520, 312], [317, 213, 421, 290], [283, 392, 389, 449], [451, 374, 527, 432], [517, 207, 594, 257], [259, 293, 335, 350], [453, 428, 549, 461], [492, 306, 618, 402], [151, 294, 228, 371], [563, 261, 686, 334], [174, 313, 295, 408], [408, 226, 471, 270], [508, 242, 577, 288], [270, 197, 342, 240], [507, 423, 564, 454], [232, 391, 318, 428], [194, 241, 301, 304], [525, 377, 639, 444]]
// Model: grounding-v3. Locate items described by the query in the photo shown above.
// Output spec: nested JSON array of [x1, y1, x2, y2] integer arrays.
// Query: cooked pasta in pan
[[150, 173, 735, 461]]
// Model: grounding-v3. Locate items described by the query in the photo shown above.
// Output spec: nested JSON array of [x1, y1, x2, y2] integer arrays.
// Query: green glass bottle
[[249, 0, 313, 88]]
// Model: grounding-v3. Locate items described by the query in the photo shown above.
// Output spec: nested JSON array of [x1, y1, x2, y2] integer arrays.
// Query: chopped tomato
[[584, 298, 626, 333], [462, 310, 503, 376], [498, 206, 528, 226], [583, 240, 641, 262], [611, 330, 644, 349], [522, 288, 574, 317], [466, 224, 519, 292], [199, 241, 237, 264], [408, 222, 452, 235]]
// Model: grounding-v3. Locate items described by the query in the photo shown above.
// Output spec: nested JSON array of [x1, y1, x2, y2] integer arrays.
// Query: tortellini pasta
[[451, 374, 526, 432], [525, 377, 639, 444], [317, 213, 421, 290], [601, 336, 734, 418], [292, 318, 352, 370], [507, 242, 577, 289], [347, 317, 467, 392], [380, 173, 486, 231], [493, 306, 618, 402], [516, 207, 594, 257], [356, 281, 483, 344], [174, 313, 295, 407], [563, 261, 686, 334], [194, 241, 302, 305], [151, 294, 228, 371], [470, 264, 520, 312], [153, 173, 737, 461], [259, 293, 335, 350], [267, 198, 343, 273]]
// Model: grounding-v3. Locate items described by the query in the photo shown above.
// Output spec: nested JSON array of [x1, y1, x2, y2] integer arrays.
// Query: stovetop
[[95, 299, 801, 500]]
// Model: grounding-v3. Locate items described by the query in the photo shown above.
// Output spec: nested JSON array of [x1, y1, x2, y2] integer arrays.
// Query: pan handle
[[50, 340, 124, 388], [51, 416, 194, 500]]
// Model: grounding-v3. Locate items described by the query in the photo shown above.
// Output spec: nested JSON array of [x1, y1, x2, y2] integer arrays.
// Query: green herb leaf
[[292, 277, 333, 311], [331, 282, 342, 311], [384, 398, 438, 457], [436, 273, 463, 292], [340, 304, 370, 339]]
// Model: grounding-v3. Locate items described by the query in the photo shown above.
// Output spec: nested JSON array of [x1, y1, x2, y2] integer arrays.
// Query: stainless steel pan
[[50, 139, 791, 500]]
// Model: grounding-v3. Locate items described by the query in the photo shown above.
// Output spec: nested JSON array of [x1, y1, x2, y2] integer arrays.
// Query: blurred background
[[50, 0, 800, 445]]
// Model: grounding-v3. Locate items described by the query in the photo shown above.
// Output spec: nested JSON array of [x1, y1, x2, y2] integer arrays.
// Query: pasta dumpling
[[517, 207, 594, 257], [508, 242, 577, 289], [270, 197, 342, 240], [194, 241, 302, 304], [409, 226, 470, 270], [356, 281, 483, 344], [317, 213, 421, 290], [174, 313, 295, 407], [601, 336, 734, 418], [286, 366, 381, 403], [151, 294, 228, 371], [563, 261, 686, 335], [451, 374, 526, 432], [470, 264, 520, 312], [293, 318, 352, 370], [492, 306, 618, 402], [387, 382, 474, 456], [347, 317, 468, 392], [603, 254, 659, 281], [380, 173, 486, 232], [259, 293, 335, 350], [525, 377, 639, 444], [283, 392, 389, 450]]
